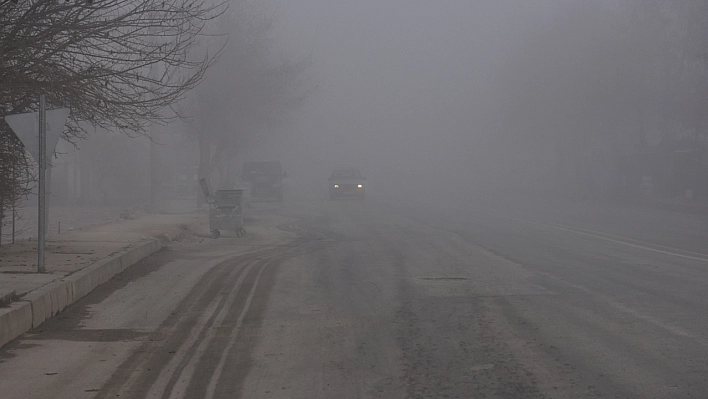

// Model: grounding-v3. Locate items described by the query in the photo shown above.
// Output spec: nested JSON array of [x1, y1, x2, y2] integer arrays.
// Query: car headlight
[[357, 184, 363, 188], [333, 184, 339, 188]]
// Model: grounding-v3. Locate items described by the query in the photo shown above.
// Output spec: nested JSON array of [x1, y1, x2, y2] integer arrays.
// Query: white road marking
[[489, 211, 708, 263]]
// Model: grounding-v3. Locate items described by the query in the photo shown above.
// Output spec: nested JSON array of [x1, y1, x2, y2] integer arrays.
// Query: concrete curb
[[0, 239, 163, 349]]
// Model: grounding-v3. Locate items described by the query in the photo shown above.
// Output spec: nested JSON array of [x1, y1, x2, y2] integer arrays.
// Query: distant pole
[[38, 94, 46, 273], [150, 133, 157, 210], [11, 161, 15, 244], [45, 166, 51, 237], [11, 197, 15, 244]]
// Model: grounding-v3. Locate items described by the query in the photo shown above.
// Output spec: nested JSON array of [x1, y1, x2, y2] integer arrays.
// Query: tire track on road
[[95, 247, 276, 399], [97, 218, 329, 399], [154, 258, 262, 399]]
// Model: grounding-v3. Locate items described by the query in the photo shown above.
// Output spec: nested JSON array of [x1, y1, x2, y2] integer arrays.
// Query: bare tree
[[0, 126, 34, 243], [0, 0, 225, 216], [183, 3, 312, 193]]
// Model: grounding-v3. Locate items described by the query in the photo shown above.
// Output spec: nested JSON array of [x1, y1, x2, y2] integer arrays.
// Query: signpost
[[5, 97, 70, 273]]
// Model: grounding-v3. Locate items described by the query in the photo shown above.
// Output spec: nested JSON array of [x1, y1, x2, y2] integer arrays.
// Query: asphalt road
[[1, 196, 708, 398]]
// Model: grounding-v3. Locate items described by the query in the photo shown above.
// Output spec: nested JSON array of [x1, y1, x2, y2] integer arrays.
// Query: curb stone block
[[24, 281, 75, 328], [70, 270, 95, 303], [0, 239, 166, 350], [49, 282, 71, 316], [0, 301, 33, 348], [24, 290, 51, 328]]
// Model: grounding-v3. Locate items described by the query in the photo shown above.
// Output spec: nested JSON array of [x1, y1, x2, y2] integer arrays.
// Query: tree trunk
[[197, 133, 211, 206]]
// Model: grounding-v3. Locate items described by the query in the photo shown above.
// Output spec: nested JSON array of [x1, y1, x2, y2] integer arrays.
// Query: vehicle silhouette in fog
[[242, 161, 286, 202], [328, 168, 366, 201]]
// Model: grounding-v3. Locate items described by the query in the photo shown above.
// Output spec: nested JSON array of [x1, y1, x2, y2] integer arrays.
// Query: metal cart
[[209, 189, 245, 239], [200, 179, 245, 239]]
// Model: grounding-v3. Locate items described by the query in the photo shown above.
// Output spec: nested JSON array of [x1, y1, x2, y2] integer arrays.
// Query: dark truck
[[242, 161, 285, 201]]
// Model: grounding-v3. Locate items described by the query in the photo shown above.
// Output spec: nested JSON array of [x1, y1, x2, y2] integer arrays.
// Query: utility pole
[[150, 129, 158, 211], [38, 94, 47, 273], [11, 171, 15, 245], [148, 41, 161, 213]]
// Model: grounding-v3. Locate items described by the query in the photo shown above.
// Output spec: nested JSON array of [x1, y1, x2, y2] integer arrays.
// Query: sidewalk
[[0, 201, 206, 349]]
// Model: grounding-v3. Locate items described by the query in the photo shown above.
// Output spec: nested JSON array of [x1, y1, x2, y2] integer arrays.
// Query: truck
[[242, 161, 285, 201]]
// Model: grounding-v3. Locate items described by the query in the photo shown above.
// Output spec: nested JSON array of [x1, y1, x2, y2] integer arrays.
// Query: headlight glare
[[334, 184, 339, 188], [357, 184, 363, 188]]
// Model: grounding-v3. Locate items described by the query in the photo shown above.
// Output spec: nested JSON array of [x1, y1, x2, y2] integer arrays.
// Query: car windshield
[[331, 170, 361, 179]]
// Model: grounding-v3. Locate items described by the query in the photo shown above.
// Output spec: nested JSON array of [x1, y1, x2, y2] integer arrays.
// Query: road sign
[[5, 108, 70, 166], [5, 101, 70, 273]]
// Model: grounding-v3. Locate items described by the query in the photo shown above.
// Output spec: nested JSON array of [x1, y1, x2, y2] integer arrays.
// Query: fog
[[5, 3, 708, 394], [267, 0, 512, 199], [21, 0, 708, 215], [236, 0, 705, 205]]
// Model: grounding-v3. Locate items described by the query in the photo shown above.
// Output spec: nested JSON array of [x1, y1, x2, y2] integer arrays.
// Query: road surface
[[1, 196, 708, 398]]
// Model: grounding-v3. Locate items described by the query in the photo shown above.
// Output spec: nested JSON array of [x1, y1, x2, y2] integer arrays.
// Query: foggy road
[[4, 2, 708, 398], [2, 198, 708, 398]]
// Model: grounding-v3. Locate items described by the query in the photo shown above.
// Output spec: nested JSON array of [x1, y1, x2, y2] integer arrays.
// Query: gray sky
[[252, 1, 647, 198], [266, 1, 515, 191]]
